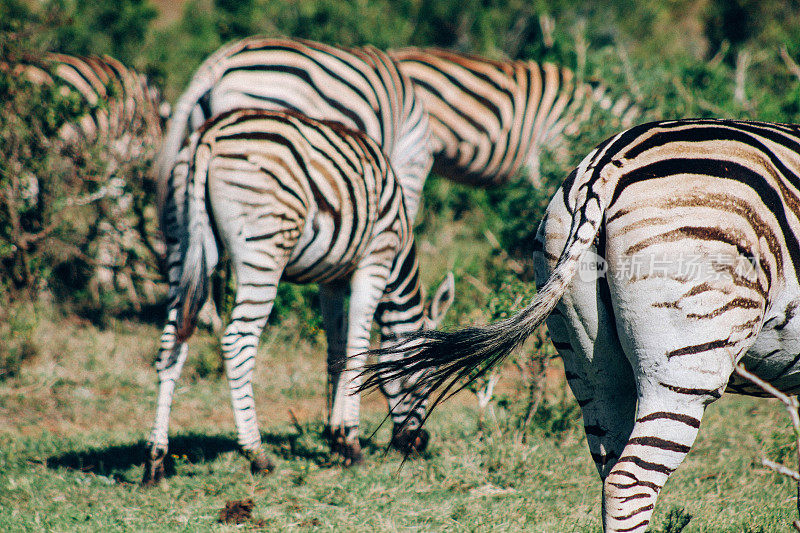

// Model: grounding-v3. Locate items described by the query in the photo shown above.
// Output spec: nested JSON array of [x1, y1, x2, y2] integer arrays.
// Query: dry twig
[[734, 363, 800, 531], [780, 45, 800, 82]]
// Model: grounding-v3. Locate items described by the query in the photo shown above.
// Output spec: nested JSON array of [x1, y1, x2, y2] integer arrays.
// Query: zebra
[[20, 52, 167, 162], [143, 109, 453, 484], [389, 47, 640, 187], [15, 52, 167, 302], [152, 36, 438, 466], [362, 118, 800, 532], [157, 36, 432, 222]]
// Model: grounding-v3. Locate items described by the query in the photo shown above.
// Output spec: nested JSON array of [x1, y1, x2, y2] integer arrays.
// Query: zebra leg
[[545, 301, 638, 479], [384, 272, 454, 453], [601, 382, 721, 533], [601, 283, 764, 530], [534, 202, 638, 478], [377, 346, 429, 454], [329, 256, 394, 465], [143, 309, 188, 485], [319, 281, 349, 421], [221, 266, 286, 475]]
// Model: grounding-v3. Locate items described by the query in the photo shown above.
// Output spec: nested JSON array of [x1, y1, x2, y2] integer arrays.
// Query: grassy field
[[0, 196, 797, 532], [0, 183, 792, 532], [0, 298, 797, 532]]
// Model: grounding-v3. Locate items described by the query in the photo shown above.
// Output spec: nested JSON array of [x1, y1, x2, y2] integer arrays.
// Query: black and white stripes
[[390, 47, 639, 186], [362, 119, 800, 532], [144, 109, 452, 482], [158, 36, 432, 222], [21, 52, 165, 161]]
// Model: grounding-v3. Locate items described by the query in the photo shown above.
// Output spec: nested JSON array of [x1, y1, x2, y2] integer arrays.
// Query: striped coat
[[158, 37, 432, 221], [144, 109, 452, 483], [390, 47, 639, 186], [21, 52, 165, 161], [152, 38, 439, 475], [362, 119, 800, 532]]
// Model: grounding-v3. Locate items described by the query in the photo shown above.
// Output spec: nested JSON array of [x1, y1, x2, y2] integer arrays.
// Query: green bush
[[0, 301, 39, 381], [0, 16, 163, 320], [46, 0, 158, 67]]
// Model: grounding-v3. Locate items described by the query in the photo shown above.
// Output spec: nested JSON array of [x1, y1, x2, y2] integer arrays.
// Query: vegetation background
[[2, 0, 800, 530]]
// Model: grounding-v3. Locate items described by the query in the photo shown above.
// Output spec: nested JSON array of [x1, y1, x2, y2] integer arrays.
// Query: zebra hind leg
[[601, 336, 758, 532], [319, 281, 363, 462], [221, 257, 291, 475], [542, 280, 637, 480], [601, 383, 719, 533], [143, 309, 189, 485]]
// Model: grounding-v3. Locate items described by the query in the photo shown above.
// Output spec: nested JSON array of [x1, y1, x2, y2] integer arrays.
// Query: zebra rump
[[363, 118, 800, 532]]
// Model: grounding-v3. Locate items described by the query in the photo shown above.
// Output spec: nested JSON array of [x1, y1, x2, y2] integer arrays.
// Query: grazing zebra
[[389, 47, 640, 186], [153, 36, 437, 463], [143, 109, 453, 484], [157, 36, 432, 222], [363, 119, 800, 532], [16, 52, 167, 301], [21, 52, 166, 161]]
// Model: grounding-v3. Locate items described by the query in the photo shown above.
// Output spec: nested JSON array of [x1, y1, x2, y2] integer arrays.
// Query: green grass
[[0, 306, 796, 532], [0, 191, 796, 532]]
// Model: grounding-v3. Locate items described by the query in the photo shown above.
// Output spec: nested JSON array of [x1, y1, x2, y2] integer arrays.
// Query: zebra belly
[[736, 293, 800, 394]]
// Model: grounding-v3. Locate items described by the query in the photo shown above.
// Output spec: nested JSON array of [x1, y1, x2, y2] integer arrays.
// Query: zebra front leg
[[375, 331, 433, 454], [389, 273, 455, 453], [143, 309, 188, 485], [329, 258, 393, 465]]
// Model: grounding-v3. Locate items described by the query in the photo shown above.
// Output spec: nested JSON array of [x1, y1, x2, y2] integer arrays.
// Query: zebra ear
[[159, 101, 172, 121], [424, 272, 455, 329]]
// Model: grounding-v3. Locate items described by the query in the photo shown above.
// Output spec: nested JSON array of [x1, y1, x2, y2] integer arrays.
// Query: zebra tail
[[174, 139, 217, 342], [156, 71, 214, 218], [360, 164, 608, 410]]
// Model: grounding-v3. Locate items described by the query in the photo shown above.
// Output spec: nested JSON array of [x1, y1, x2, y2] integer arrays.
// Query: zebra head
[[423, 271, 455, 330]]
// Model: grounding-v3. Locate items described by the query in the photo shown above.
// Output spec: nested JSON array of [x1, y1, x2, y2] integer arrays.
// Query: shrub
[[0, 15, 163, 320], [0, 300, 39, 381]]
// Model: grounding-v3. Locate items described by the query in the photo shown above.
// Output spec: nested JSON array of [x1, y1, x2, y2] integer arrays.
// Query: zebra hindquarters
[[598, 212, 767, 532]]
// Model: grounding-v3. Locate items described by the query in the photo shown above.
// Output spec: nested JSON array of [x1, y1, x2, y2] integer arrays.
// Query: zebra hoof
[[330, 428, 363, 467], [249, 449, 275, 475], [391, 426, 429, 455], [142, 446, 166, 487]]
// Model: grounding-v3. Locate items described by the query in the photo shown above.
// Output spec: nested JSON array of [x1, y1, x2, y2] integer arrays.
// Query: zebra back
[[158, 37, 431, 222], [20, 52, 164, 161], [390, 47, 639, 186]]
